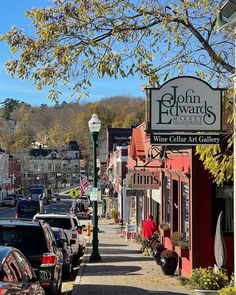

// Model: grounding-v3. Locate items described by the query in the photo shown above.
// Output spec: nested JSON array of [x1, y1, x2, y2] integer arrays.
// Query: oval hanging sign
[[147, 76, 224, 132]]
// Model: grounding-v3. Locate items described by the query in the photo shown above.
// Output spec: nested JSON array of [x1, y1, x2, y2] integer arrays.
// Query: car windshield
[[35, 217, 71, 230], [30, 188, 43, 194], [0, 226, 47, 255], [17, 201, 40, 213]]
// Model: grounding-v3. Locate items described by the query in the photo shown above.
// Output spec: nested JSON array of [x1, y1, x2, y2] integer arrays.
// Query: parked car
[[52, 227, 74, 279], [77, 195, 90, 210], [0, 219, 63, 294], [16, 199, 41, 219], [34, 213, 85, 262], [1, 195, 16, 207], [0, 246, 45, 294]]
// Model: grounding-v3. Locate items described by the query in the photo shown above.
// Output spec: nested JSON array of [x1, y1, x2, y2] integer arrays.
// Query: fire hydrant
[[86, 222, 91, 236]]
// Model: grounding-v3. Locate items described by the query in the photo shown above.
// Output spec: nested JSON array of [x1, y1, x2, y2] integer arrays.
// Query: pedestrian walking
[[143, 214, 158, 240]]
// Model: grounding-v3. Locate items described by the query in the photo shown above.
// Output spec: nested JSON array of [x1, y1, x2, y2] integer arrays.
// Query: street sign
[[2, 178, 11, 184], [69, 189, 79, 199], [90, 187, 98, 201]]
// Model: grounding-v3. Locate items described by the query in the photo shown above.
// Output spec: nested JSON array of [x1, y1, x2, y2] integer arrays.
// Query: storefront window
[[182, 183, 189, 240], [165, 177, 170, 223], [214, 185, 233, 233]]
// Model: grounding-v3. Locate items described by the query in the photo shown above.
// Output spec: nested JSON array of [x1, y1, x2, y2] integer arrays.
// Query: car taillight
[[15, 212, 19, 219], [41, 253, 57, 266], [77, 228, 82, 234], [0, 287, 7, 295]]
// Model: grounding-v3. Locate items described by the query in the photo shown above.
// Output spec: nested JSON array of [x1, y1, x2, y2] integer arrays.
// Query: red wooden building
[[127, 123, 233, 276]]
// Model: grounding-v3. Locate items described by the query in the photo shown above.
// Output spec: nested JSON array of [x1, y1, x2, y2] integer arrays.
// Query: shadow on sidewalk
[[78, 284, 191, 295], [99, 248, 142, 255], [83, 264, 142, 276], [90, 255, 153, 263], [98, 243, 128, 247]]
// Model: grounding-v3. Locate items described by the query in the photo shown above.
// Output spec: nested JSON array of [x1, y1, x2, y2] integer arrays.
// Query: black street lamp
[[88, 113, 102, 261]]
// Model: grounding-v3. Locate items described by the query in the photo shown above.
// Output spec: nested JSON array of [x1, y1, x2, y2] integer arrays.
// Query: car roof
[[34, 213, 74, 218], [0, 218, 42, 227]]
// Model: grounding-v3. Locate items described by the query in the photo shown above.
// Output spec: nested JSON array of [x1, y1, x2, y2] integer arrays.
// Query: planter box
[[175, 246, 189, 258]]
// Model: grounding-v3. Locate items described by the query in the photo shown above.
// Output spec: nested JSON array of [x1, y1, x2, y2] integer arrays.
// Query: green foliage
[[160, 250, 178, 260], [0, 0, 234, 185], [219, 276, 236, 295], [1, 1, 234, 102], [219, 285, 236, 295], [187, 267, 229, 290], [111, 209, 120, 221], [0, 96, 143, 156], [1, 98, 19, 121], [160, 222, 170, 231], [170, 232, 189, 249]]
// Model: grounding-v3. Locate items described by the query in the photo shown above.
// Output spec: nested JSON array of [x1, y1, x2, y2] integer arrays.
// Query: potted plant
[[111, 209, 120, 223], [159, 222, 170, 237], [160, 249, 178, 275], [187, 266, 229, 294], [150, 241, 164, 265], [170, 231, 189, 257]]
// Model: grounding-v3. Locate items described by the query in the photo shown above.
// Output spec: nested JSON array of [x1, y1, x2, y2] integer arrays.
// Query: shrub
[[111, 209, 119, 221], [187, 267, 229, 290], [160, 249, 178, 260], [219, 276, 236, 295], [170, 231, 189, 249], [160, 222, 170, 230]]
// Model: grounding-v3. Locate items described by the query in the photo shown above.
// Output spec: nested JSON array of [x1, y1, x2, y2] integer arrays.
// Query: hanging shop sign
[[126, 171, 160, 189], [151, 133, 224, 145], [146, 76, 224, 132]]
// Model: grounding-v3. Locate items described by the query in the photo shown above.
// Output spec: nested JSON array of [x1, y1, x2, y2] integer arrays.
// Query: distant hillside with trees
[[0, 96, 145, 160]]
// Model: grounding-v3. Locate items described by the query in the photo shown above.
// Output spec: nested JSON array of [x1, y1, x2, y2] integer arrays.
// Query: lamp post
[[88, 113, 102, 261]]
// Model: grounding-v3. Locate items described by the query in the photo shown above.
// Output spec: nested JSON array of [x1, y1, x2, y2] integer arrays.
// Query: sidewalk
[[72, 219, 194, 295]]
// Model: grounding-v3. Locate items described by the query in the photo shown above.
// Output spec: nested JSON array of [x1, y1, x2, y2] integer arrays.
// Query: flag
[[80, 175, 92, 196]]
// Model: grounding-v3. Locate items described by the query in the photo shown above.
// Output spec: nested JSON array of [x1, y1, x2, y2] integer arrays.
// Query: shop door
[[172, 179, 178, 232]]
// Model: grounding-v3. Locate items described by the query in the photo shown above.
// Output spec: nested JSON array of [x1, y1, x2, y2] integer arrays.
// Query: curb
[[72, 237, 91, 295]]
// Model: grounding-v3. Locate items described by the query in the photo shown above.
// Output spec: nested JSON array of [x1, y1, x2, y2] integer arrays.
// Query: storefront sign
[[151, 133, 223, 145], [126, 224, 137, 240], [126, 171, 160, 189], [126, 189, 144, 197], [147, 76, 223, 132]]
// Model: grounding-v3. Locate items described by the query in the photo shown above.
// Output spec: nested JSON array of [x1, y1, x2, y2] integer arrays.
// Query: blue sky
[[0, 0, 146, 107]]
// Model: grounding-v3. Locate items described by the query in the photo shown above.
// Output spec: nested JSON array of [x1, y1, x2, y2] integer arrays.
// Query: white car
[[33, 213, 85, 260], [76, 195, 90, 210]]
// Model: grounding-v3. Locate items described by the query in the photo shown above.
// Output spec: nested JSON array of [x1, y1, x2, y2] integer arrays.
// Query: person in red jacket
[[143, 214, 158, 239]]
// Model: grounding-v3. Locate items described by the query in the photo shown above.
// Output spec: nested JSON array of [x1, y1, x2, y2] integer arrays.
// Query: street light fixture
[[88, 113, 102, 261]]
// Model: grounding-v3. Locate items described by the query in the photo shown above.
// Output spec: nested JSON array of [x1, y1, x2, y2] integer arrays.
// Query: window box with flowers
[[159, 222, 170, 237], [186, 266, 229, 295], [170, 232, 189, 258]]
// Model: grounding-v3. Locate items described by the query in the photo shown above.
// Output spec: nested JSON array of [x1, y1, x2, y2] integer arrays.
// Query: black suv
[[0, 219, 63, 295], [15, 199, 41, 219]]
